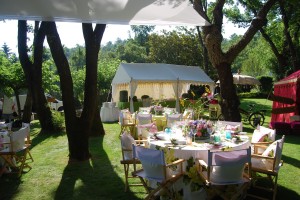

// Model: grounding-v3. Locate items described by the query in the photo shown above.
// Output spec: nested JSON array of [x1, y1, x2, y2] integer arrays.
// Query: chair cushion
[[211, 153, 246, 184], [251, 129, 270, 143], [140, 161, 165, 181], [262, 140, 277, 157], [210, 165, 244, 184], [251, 157, 274, 171], [121, 132, 136, 160]]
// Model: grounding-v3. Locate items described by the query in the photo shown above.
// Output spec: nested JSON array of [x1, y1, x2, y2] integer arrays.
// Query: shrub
[[257, 76, 274, 93], [51, 110, 65, 131]]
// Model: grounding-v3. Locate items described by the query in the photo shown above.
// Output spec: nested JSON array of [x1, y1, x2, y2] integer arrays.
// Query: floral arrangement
[[184, 119, 213, 139]]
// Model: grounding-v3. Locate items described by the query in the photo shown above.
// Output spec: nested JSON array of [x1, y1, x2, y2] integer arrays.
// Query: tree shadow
[[54, 135, 142, 200], [0, 174, 22, 199], [247, 185, 300, 200]]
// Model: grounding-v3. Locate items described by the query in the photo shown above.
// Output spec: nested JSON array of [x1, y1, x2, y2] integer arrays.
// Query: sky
[[0, 20, 246, 54]]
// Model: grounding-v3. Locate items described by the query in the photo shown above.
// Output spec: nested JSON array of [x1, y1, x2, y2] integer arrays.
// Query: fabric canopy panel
[[0, 0, 209, 26], [271, 70, 300, 123], [111, 63, 214, 112]]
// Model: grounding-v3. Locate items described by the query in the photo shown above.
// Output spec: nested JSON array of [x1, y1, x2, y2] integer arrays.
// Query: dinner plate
[[155, 132, 169, 140]]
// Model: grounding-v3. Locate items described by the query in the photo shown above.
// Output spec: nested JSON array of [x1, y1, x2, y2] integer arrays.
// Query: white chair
[[136, 113, 153, 139], [249, 135, 285, 200], [0, 126, 32, 176], [198, 147, 251, 200], [163, 107, 177, 116], [166, 113, 182, 128], [216, 121, 243, 132], [120, 132, 147, 192], [119, 109, 136, 136], [132, 145, 185, 199], [136, 113, 152, 125], [138, 107, 151, 114]]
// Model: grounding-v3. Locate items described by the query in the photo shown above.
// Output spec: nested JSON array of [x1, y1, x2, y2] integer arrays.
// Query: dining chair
[[248, 135, 285, 200], [132, 145, 185, 199], [251, 126, 276, 154], [120, 131, 147, 192], [166, 113, 182, 128], [138, 107, 151, 114], [216, 121, 243, 133], [119, 109, 136, 137], [136, 113, 153, 139], [163, 107, 177, 116], [0, 126, 32, 176], [22, 122, 34, 162], [198, 147, 252, 200]]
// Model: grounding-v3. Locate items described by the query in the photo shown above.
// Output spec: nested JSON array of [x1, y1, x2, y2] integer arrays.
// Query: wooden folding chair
[[248, 135, 285, 200], [120, 132, 147, 192], [132, 145, 185, 200], [165, 113, 182, 129], [0, 126, 32, 176], [198, 147, 252, 200], [22, 122, 34, 162], [119, 109, 136, 137]]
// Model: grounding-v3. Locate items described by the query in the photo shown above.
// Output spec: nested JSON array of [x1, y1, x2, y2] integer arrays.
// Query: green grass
[[0, 98, 299, 200]]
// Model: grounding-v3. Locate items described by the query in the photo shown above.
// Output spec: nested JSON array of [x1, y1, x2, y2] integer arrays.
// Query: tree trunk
[[216, 63, 241, 121], [90, 90, 105, 137], [22, 89, 33, 123], [32, 22, 54, 130], [259, 28, 288, 79], [196, 26, 209, 73], [18, 20, 54, 131], [45, 22, 106, 161], [82, 23, 106, 138], [13, 89, 22, 119], [194, 0, 277, 121], [279, 0, 300, 72], [43, 21, 86, 161]]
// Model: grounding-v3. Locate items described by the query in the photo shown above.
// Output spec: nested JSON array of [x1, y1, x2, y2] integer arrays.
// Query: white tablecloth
[[100, 102, 119, 122], [149, 135, 250, 167]]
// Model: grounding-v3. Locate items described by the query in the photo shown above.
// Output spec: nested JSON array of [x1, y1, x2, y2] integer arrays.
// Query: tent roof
[[112, 63, 214, 85], [274, 70, 300, 86], [0, 0, 209, 26]]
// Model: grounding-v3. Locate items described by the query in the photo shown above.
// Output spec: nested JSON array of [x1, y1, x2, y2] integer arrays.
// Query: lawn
[[0, 98, 299, 200]]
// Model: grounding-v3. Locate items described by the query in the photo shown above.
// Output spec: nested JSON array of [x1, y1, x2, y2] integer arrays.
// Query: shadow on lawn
[[247, 185, 300, 200], [54, 135, 142, 200]]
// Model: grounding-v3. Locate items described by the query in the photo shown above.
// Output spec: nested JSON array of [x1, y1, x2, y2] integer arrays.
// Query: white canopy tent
[[0, 0, 209, 26], [112, 63, 215, 113]]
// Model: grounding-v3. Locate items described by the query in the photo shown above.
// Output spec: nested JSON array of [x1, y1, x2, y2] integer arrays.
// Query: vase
[[186, 135, 193, 145]]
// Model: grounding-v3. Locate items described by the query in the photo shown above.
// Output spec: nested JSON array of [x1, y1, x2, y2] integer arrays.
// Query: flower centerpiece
[[187, 119, 213, 140]]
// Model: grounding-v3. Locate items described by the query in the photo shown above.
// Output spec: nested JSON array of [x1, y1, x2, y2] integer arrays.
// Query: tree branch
[[225, 0, 277, 63]]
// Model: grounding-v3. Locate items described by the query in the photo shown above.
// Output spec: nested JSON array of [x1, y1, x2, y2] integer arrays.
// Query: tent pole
[[129, 78, 134, 113], [176, 78, 180, 113]]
